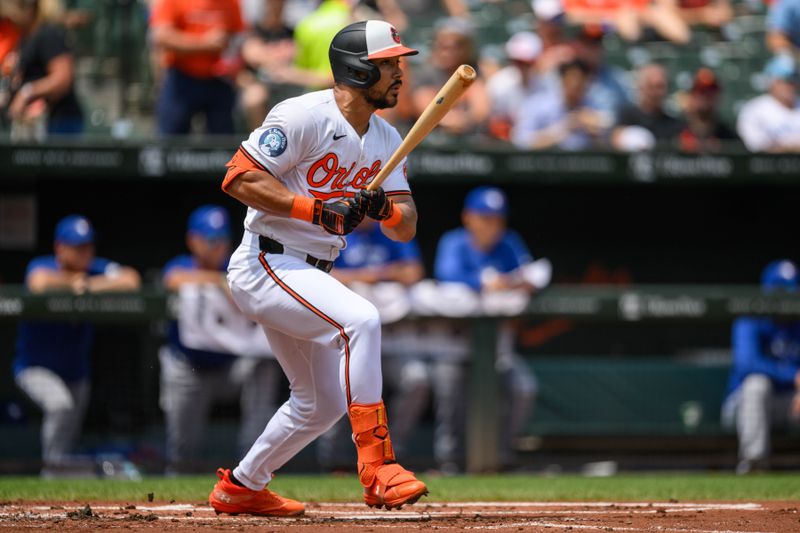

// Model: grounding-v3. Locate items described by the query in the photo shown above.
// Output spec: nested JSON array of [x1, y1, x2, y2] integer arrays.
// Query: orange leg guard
[[348, 400, 428, 509]]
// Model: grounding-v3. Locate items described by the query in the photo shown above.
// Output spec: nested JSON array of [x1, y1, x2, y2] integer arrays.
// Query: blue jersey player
[[431, 186, 538, 472], [332, 218, 423, 286], [723, 259, 800, 474], [160, 205, 281, 473], [435, 187, 534, 292], [13, 215, 141, 475]]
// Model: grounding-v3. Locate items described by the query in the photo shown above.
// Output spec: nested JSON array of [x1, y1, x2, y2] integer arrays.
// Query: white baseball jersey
[[737, 94, 800, 152], [238, 89, 411, 261]]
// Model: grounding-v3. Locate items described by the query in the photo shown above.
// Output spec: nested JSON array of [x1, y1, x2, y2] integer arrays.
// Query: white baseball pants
[[227, 230, 383, 490]]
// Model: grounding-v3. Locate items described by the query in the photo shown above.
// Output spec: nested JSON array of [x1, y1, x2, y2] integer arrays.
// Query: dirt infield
[[1, 500, 798, 532]]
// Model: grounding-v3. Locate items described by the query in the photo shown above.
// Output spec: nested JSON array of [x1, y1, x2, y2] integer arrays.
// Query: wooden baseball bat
[[366, 64, 477, 191]]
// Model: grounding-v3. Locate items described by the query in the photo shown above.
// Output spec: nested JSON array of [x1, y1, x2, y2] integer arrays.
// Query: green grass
[[1, 473, 799, 503]]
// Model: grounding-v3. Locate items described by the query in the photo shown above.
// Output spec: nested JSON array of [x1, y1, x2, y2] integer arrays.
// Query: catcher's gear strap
[[222, 146, 269, 192]]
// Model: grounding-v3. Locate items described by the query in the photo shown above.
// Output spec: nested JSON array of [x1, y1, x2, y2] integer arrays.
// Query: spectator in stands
[[290, 0, 353, 90], [411, 18, 490, 136], [0, 5, 23, 131], [150, 0, 245, 136], [673, 0, 733, 31], [390, 0, 470, 21], [677, 68, 739, 152], [352, 0, 408, 32], [722, 260, 800, 474], [317, 218, 424, 471], [432, 186, 538, 472], [512, 58, 614, 150], [290, 0, 424, 91], [160, 205, 281, 473], [13, 215, 141, 476], [562, 0, 690, 44], [531, 0, 575, 75], [0, 4, 23, 65], [766, 0, 800, 58], [571, 24, 633, 119], [272, 0, 407, 94], [487, 32, 547, 142], [62, 0, 93, 30], [2, 0, 84, 138], [736, 55, 800, 152], [612, 63, 685, 151], [238, 0, 297, 130]]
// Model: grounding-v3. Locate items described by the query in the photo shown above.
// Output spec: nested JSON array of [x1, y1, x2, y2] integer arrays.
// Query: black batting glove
[[311, 198, 365, 235], [354, 188, 394, 221]]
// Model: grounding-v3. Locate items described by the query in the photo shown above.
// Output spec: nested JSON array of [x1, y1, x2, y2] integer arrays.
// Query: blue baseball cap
[[764, 54, 799, 82], [54, 215, 95, 245], [188, 205, 231, 240], [761, 259, 799, 291], [464, 186, 508, 216]]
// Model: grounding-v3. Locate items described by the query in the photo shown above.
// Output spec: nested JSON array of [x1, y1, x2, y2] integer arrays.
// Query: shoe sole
[[213, 509, 305, 517], [365, 488, 429, 510], [210, 501, 305, 517]]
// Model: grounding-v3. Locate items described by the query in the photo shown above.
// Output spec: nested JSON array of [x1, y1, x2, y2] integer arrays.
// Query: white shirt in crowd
[[486, 66, 548, 121]]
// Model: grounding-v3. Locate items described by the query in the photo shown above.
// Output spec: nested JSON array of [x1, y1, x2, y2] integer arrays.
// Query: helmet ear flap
[[353, 58, 381, 87], [329, 45, 380, 88]]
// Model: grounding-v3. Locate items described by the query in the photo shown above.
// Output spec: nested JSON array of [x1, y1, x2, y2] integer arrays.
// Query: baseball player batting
[[209, 20, 429, 516]]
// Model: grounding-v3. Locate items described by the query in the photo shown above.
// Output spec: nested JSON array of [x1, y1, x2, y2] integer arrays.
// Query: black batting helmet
[[329, 20, 418, 89]]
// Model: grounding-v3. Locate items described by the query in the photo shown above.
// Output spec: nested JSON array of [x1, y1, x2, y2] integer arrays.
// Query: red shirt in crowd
[[563, 0, 650, 16], [150, 0, 244, 79]]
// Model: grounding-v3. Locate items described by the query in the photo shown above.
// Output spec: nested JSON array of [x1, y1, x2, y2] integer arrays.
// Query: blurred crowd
[[1, 0, 799, 151]]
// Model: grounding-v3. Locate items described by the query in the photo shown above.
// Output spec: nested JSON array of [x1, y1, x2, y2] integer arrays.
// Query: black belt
[[258, 235, 334, 273]]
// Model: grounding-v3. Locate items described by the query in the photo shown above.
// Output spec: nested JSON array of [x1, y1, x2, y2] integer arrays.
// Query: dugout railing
[[1, 284, 799, 473]]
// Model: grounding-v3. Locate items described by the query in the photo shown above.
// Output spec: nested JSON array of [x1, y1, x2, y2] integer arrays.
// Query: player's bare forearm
[[380, 196, 417, 242], [164, 269, 227, 291], [482, 272, 535, 293], [152, 26, 227, 54], [28, 55, 74, 104], [87, 267, 141, 293], [26, 269, 82, 293], [224, 169, 296, 216], [386, 261, 424, 285], [333, 261, 423, 286], [331, 267, 381, 285]]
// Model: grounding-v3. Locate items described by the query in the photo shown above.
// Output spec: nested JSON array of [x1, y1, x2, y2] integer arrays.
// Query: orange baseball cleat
[[363, 462, 428, 510], [209, 468, 305, 516]]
